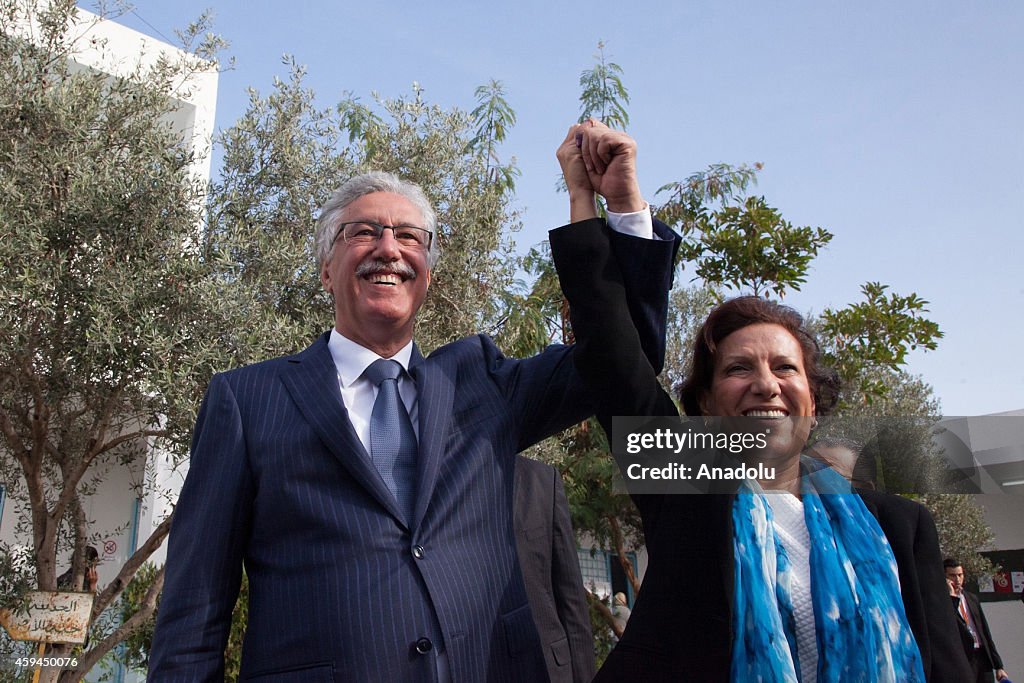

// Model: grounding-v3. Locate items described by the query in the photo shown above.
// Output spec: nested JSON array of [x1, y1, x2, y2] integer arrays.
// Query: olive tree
[[0, 1, 231, 679]]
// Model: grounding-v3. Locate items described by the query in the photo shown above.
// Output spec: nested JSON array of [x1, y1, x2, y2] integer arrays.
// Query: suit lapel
[[409, 345, 454, 529], [281, 333, 407, 524]]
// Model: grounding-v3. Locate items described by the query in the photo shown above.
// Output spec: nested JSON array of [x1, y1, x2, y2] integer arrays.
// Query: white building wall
[[974, 493, 1024, 678], [956, 411, 1024, 679], [1, 0, 216, 563]]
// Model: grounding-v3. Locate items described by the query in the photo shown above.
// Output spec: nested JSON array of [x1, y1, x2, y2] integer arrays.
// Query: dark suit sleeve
[[149, 373, 253, 681], [549, 470, 597, 682], [549, 218, 678, 541], [910, 502, 975, 682], [608, 219, 680, 374], [494, 218, 677, 450], [549, 219, 678, 422]]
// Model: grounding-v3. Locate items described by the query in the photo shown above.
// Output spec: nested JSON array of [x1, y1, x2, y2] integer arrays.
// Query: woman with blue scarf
[[549, 126, 971, 682]]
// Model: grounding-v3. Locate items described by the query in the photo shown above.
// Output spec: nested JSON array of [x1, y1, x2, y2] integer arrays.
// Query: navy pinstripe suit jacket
[[149, 219, 678, 683]]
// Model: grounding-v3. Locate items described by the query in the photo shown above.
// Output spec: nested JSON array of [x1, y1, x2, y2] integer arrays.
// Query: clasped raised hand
[[556, 118, 645, 219]]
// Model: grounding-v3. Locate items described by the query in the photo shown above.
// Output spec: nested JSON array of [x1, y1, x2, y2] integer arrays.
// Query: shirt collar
[[327, 330, 414, 388]]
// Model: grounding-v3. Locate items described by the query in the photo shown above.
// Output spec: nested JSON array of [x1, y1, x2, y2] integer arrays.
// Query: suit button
[[415, 637, 433, 654], [412, 544, 424, 559]]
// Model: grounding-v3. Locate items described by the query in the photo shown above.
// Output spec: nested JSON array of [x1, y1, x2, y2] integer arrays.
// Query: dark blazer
[[514, 456, 596, 683], [549, 220, 973, 682], [953, 590, 1005, 673], [149, 219, 677, 683]]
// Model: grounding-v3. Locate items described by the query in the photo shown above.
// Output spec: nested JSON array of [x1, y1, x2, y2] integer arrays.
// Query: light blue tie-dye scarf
[[731, 459, 925, 682]]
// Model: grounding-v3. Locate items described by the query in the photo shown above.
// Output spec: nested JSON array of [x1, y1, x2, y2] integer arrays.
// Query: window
[[578, 547, 637, 606]]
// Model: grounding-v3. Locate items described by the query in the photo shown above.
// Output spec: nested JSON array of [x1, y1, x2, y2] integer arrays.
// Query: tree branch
[[55, 427, 167, 524], [91, 512, 172, 619], [608, 514, 640, 596], [62, 564, 165, 683], [83, 386, 123, 461], [586, 589, 623, 639], [0, 404, 31, 466]]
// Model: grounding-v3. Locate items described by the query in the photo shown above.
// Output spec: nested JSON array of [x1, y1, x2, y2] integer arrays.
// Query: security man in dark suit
[[514, 456, 595, 683], [944, 558, 1010, 683]]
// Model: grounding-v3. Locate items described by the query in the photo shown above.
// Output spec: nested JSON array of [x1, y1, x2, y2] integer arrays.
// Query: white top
[[765, 492, 819, 683]]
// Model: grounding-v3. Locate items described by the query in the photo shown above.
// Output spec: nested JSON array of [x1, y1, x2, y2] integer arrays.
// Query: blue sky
[[103, 1, 1023, 416]]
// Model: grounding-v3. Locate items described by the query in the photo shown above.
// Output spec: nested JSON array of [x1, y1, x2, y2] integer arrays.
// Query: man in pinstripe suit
[[150, 122, 677, 682]]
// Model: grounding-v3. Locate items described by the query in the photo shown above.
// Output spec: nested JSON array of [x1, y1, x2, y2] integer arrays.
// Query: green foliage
[[919, 494, 996, 579], [0, 543, 34, 613], [811, 363, 949, 495], [657, 163, 832, 298], [578, 40, 630, 130], [492, 241, 565, 356], [346, 85, 524, 350], [655, 163, 762, 231], [468, 79, 520, 194], [655, 164, 832, 298], [223, 573, 249, 682], [0, 631, 33, 683], [675, 196, 832, 298], [115, 562, 159, 673], [820, 282, 943, 406], [586, 594, 616, 666], [0, 0, 233, 674], [662, 283, 721, 398], [344, 84, 521, 350], [209, 69, 521, 357], [1, 2, 227, 451], [204, 57, 348, 364]]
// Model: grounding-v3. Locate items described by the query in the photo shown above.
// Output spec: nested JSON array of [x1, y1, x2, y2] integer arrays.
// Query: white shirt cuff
[[606, 203, 654, 239]]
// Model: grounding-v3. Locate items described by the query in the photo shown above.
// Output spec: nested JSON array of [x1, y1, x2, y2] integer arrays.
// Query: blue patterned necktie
[[364, 359, 417, 522]]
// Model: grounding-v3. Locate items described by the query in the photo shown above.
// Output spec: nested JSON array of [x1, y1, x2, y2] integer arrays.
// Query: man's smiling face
[[320, 192, 431, 354]]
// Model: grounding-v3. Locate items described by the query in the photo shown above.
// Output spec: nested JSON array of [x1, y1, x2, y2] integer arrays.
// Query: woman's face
[[701, 323, 816, 461]]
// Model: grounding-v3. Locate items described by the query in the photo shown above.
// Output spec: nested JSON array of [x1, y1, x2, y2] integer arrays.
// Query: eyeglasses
[[334, 221, 433, 249]]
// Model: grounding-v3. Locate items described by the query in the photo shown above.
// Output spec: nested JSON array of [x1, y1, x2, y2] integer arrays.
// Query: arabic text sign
[[0, 591, 93, 644]]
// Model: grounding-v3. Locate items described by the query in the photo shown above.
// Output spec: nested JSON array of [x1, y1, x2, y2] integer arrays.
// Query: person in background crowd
[[945, 558, 1010, 682], [514, 455, 595, 683]]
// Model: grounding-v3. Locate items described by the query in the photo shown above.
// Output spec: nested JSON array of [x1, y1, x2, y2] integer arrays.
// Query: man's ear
[[320, 260, 332, 293]]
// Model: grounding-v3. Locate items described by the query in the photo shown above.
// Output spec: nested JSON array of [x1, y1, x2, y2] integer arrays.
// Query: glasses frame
[[333, 221, 433, 250]]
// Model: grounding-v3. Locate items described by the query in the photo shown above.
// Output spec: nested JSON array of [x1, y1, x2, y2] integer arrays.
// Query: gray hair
[[314, 171, 440, 268]]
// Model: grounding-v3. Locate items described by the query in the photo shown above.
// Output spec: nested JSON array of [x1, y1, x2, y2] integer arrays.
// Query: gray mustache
[[356, 259, 416, 280]]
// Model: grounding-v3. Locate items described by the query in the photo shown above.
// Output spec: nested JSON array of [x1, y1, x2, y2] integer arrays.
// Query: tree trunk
[[608, 515, 641, 595]]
